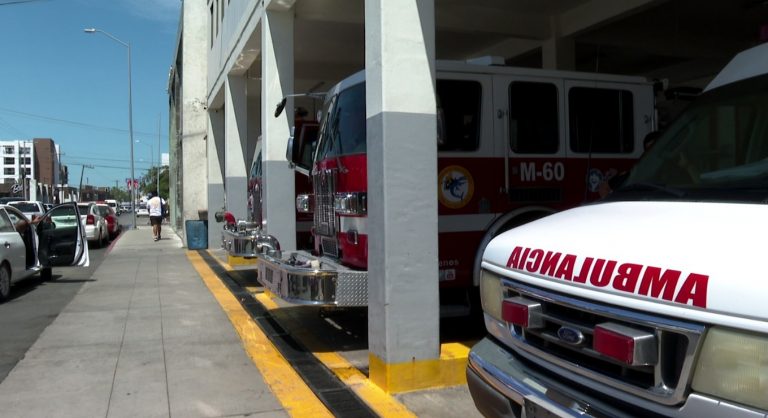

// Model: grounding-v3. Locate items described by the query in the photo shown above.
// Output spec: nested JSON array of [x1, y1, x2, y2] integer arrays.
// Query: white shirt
[[147, 196, 164, 217]]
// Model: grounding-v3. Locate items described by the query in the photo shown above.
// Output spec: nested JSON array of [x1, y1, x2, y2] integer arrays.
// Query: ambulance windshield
[[619, 74, 768, 202]]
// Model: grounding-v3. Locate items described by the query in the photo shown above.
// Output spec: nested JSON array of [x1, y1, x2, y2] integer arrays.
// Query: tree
[[140, 166, 169, 198]]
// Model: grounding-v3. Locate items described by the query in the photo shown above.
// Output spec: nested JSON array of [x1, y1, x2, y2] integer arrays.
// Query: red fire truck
[[257, 60, 657, 312], [222, 118, 318, 257]]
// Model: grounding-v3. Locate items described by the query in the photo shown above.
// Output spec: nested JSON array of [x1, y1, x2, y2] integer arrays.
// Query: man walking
[[147, 191, 165, 241]]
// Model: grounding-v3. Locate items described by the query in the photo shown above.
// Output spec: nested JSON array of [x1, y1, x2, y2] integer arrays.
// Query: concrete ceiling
[[248, 0, 768, 93]]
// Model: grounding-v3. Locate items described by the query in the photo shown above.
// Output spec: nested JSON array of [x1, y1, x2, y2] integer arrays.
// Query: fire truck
[[222, 118, 318, 257], [256, 59, 656, 312], [467, 44, 768, 417]]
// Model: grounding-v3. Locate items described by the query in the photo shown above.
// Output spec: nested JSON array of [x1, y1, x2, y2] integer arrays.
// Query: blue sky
[[0, 0, 180, 188]]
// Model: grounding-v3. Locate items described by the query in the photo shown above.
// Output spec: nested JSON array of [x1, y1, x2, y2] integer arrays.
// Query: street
[[0, 215, 121, 383]]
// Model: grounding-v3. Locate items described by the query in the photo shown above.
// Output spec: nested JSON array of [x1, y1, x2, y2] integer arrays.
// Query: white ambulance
[[467, 43, 768, 417]]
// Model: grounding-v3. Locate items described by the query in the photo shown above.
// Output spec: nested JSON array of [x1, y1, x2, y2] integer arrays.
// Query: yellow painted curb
[[227, 255, 258, 266], [186, 251, 333, 418], [254, 292, 417, 418], [369, 343, 470, 394]]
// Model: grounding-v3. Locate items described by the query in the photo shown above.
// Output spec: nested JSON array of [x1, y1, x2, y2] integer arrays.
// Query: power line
[[0, 107, 168, 140], [0, 0, 49, 6]]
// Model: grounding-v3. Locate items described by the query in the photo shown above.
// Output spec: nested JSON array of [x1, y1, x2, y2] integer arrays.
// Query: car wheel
[[40, 267, 52, 281], [0, 264, 11, 302]]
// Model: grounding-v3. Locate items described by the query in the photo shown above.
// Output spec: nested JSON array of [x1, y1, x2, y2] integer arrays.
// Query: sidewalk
[[0, 226, 287, 418]]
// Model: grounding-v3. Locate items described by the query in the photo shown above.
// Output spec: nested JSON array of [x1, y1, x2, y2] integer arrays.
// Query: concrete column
[[365, 0, 440, 393], [207, 108, 226, 247], [542, 19, 575, 70], [224, 75, 249, 220], [261, 10, 296, 251]]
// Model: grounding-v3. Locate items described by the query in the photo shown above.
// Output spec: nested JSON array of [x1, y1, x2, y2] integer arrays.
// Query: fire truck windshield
[[616, 74, 768, 203], [316, 82, 366, 160]]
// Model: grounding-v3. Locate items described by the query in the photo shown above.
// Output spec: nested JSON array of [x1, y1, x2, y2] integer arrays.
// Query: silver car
[[77, 202, 111, 248], [0, 203, 89, 300]]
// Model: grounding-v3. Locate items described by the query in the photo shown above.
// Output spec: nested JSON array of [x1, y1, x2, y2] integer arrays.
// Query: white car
[[136, 204, 149, 217], [77, 203, 110, 248], [8, 201, 45, 221], [0, 203, 89, 300]]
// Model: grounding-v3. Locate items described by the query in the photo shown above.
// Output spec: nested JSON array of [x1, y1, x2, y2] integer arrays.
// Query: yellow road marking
[[255, 293, 417, 417], [187, 251, 333, 418]]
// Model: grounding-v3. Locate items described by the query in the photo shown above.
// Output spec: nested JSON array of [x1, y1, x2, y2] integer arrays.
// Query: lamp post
[[84, 27, 137, 229]]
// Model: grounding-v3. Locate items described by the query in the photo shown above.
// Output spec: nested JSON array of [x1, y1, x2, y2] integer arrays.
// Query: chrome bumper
[[467, 337, 766, 418], [221, 225, 280, 258], [256, 250, 368, 307]]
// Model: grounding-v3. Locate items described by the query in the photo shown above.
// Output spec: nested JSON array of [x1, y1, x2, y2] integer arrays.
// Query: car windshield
[[9, 202, 40, 212], [77, 204, 90, 213], [611, 74, 768, 203], [94, 206, 111, 216]]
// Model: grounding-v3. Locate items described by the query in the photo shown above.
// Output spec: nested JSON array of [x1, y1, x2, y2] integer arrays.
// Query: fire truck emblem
[[439, 165, 474, 209]]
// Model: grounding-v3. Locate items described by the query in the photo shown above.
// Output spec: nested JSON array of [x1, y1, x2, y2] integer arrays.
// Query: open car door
[[37, 202, 89, 268]]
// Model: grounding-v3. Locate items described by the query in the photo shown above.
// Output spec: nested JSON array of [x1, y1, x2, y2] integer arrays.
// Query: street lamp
[[84, 27, 137, 229]]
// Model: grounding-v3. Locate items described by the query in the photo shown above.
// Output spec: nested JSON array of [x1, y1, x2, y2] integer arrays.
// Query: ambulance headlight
[[692, 327, 768, 410], [479, 269, 504, 322]]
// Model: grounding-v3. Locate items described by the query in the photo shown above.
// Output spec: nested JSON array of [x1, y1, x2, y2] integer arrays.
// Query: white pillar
[[261, 11, 296, 251], [225, 75, 249, 220], [542, 19, 575, 70], [207, 108, 226, 247], [365, 0, 440, 392]]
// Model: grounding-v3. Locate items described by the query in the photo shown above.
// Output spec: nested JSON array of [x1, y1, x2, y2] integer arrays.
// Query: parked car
[[104, 199, 120, 215], [94, 204, 120, 239], [0, 202, 89, 300], [8, 201, 45, 221], [77, 203, 110, 248], [136, 203, 149, 217]]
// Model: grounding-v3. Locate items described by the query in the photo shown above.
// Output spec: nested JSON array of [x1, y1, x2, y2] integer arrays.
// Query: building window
[[3, 147, 13, 155], [3, 158, 13, 165], [210, 3, 214, 48], [24, 168, 30, 176], [22, 157, 30, 165], [4, 168, 14, 175]]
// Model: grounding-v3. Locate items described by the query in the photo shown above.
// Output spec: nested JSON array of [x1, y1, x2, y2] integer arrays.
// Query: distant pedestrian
[[147, 191, 165, 241]]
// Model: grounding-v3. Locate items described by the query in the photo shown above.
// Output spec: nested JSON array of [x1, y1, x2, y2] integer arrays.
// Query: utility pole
[[78, 164, 94, 202], [157, 116, 161, 196]]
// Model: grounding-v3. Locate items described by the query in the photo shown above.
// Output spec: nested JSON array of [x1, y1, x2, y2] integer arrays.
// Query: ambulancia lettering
[[505, 246, 709, 308]]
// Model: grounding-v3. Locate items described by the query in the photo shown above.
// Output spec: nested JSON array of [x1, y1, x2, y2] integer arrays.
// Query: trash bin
[[185, 220, 208, 250]]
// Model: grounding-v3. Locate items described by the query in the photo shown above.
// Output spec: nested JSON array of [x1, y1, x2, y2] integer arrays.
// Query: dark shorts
[[150, 216, 163, 226]]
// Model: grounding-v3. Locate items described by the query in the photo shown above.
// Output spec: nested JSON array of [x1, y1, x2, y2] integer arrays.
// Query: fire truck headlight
[[296, 194, 312, 213], [334, 192, 367, 216], [692, 327, 768, 410], [479, 269, 504, 323]]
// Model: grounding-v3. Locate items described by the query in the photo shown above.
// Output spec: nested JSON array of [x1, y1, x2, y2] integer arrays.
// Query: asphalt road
[[0, 219, 119, 383]]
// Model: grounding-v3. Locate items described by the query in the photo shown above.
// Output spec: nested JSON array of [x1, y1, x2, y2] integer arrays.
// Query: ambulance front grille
[[501, 279, 705, 406]]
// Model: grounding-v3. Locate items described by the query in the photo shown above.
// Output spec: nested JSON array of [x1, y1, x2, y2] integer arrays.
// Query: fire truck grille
[[313, 169, 337, 237], [500, 278, 704, 406]]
